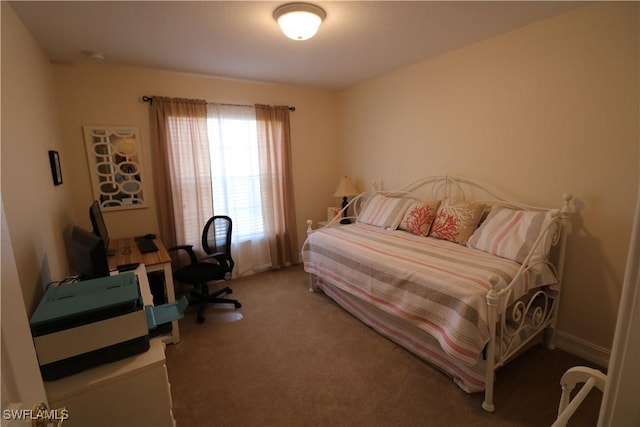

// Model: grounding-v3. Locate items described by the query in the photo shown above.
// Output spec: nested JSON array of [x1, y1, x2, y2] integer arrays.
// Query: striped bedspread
[[302, 223, 557, 366]]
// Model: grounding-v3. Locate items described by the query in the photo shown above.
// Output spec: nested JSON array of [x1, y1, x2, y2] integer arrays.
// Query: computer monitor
[[70, 226, 110, 280], [89, 200, 114, 256]]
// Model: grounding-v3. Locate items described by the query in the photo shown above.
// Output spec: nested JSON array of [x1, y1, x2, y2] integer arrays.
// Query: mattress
[[302, 223, 556, 366]]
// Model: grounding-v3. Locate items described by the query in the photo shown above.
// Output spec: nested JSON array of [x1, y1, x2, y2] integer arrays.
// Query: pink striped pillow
[[357, 195, 411, 229], [466, 207, 552, 263]]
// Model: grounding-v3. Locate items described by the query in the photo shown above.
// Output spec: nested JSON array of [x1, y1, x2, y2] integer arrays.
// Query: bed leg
[[483, 277, 500, 413], [546, 200, 571, 350], [543, 327, 557, 350], [483, 358, 497, 412], [308, 273, 318, 292], [483, 382, 496, 413]]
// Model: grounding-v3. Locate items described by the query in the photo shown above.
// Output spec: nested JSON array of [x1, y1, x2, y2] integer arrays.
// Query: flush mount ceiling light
[[273, 2, 326, 41], [81, 50, 106, 62]]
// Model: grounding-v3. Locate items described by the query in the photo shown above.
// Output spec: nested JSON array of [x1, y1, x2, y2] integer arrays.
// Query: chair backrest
[[201, 215, 234, 271]]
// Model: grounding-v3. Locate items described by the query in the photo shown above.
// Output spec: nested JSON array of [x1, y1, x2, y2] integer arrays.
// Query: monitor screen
[[89, 201, 114, 256], [70, 226, 110, 280]]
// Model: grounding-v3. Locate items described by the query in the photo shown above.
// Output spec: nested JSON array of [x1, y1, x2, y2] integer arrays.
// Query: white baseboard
[[554, 330, 611, 369]]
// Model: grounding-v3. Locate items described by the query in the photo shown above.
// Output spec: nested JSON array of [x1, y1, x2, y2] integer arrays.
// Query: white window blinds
[[206, 104, 264, 240]]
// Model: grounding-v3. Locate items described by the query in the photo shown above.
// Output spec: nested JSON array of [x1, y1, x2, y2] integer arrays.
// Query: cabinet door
[[49, 363, 174, 427], [1, 196, 49, 426], [45, 339, 174, 427]]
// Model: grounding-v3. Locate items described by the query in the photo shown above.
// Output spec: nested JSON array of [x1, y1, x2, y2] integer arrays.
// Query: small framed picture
[[327, 206, 341, 221], [48, 150, 63, 185]]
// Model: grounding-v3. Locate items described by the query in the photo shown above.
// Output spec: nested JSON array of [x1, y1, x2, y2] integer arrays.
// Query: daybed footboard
[[302, 175, 573, 413], [482, 194, 572, 411]]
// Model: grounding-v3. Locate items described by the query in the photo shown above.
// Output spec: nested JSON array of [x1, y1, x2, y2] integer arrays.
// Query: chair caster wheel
[[197, 315, 205, 323], [234, 302, 242, 309], [227, 289, 233, 294]]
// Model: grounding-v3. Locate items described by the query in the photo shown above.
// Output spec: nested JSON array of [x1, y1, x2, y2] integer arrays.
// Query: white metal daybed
[[302, 175, 573, 412]]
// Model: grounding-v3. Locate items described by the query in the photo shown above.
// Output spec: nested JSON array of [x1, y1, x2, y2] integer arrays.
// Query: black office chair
[[169, 215, 241, 323]]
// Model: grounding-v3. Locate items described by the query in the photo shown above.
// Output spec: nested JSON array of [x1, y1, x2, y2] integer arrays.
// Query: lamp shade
[[274, 3, 326, 41], [333, 176, 360, 198]]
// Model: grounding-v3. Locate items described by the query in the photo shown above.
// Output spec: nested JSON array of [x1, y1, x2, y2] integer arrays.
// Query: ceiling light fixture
[[82, 50, 106, 62], [273, 2, 326, 41]]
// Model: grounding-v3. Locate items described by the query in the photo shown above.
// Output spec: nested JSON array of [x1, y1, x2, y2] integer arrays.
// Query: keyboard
[[136, 238, 158, 253]]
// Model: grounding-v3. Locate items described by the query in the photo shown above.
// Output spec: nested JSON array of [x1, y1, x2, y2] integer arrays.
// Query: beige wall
[[4, 1, 638, 354], [1, 3, 76, 312], [338, 3, 640, 350], [3, 2, 341, 313], [53, 63, 341, 257]]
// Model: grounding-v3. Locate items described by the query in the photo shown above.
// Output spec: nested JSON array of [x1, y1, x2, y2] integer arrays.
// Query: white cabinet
[[45, 339, 174, 427], [43, 266, 175, 427]]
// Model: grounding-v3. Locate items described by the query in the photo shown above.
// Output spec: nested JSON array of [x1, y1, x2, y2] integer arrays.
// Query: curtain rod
[[141, 95, 295, 112]]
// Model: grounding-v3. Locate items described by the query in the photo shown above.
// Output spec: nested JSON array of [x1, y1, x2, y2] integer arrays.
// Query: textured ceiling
[[10, 1, 587, 90]]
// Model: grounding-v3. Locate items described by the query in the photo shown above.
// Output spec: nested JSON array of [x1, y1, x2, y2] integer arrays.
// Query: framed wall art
[[327, 206, 341, 221], [82, 126, 148, 211], [48, 150, 63, 186]]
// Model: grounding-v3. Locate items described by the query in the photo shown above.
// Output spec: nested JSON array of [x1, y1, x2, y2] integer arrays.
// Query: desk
[[108, 238, 180, 344]]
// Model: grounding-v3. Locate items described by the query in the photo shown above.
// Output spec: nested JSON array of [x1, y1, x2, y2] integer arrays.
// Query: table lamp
[[333, 176, 360, 224]]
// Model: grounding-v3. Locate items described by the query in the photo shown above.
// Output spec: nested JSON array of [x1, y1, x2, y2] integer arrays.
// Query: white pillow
[[466, 206, 553, 263], [357, 195, 412, 229]]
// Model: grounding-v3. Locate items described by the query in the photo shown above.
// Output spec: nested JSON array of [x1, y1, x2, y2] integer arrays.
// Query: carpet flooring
[[165, 264, 603, 426]]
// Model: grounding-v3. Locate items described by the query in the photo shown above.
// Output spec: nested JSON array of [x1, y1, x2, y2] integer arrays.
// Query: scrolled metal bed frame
[[305, 175, 573, 412]]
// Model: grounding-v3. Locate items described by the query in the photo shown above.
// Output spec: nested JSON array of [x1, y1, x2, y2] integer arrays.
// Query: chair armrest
[[167, 244, 198, 265], [201, 252, 224, 261], [201, 252, 233, 276]]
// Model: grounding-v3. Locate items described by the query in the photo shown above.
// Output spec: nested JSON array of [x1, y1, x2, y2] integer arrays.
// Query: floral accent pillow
[[429, 199, 485, 244], [399, 201, 440, 237]]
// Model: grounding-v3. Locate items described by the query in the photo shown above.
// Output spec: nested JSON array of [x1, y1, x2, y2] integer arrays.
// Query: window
[[152, 97, 298, 277], [207, 106, 264, 240]]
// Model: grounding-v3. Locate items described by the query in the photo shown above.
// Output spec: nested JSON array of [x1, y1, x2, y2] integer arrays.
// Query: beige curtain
[[149, 97, 211, 253], [255, 104, 299, 266]]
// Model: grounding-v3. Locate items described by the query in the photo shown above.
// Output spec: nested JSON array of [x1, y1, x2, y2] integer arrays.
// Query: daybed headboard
[[351, 175, 572, 216], [314, 175, 573, 284]]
